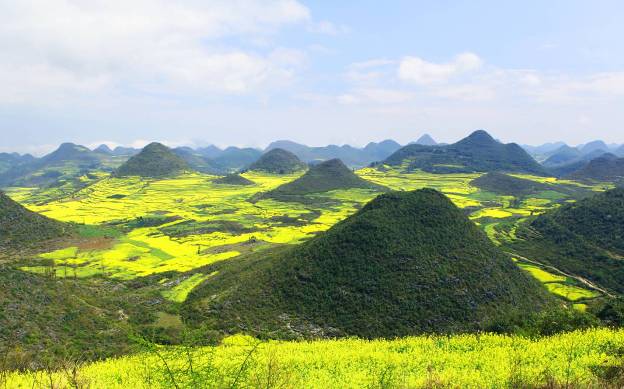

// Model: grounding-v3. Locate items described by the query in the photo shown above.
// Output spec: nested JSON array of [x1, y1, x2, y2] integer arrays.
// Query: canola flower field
[[5, 167, 605, 305], [4, 329, 624, 388]]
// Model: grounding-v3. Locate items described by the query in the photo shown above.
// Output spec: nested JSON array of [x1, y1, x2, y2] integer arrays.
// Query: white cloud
[[434, 84, 496, 102], [345, 59, 395, 84], [0, 0, 311, 104], [398, 52, 483, 84], [308, 20, 350, 35], [339, 88, 413, 105]]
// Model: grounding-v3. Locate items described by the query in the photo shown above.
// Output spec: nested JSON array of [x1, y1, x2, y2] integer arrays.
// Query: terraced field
[[4, 167, 606, 304]]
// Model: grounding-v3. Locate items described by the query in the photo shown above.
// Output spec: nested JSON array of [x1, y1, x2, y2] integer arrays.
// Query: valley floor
[[4, 329, 624, 388]]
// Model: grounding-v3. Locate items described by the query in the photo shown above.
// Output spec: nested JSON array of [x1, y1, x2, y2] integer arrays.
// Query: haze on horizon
[[1, 0, 623, 156]]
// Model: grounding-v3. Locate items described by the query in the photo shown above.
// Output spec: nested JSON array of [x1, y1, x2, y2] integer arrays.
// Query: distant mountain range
[[1, 133, 622, 188], [264, 139, 403, 167]]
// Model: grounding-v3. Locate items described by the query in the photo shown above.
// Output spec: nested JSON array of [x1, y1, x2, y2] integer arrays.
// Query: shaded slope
[[383, 130, 546, 175], [266, 159, 385, 197], [471, 172, 551, 196], [213, 174, 255, 186], [114, 142, 190, 178], [246, 148, 307, 174], [508, 188, 624, 294], [567, 154, 624, 182], [0, 192, 70, 247], [185, 189, 550, 338]]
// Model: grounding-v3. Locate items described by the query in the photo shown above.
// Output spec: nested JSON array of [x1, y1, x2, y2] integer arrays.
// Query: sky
[[1, 0, 624, 155]]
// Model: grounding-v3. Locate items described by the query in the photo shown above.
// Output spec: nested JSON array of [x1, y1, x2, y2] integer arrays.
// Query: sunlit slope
[[185, 189, 551, 338], [6, 329, 624, 388]]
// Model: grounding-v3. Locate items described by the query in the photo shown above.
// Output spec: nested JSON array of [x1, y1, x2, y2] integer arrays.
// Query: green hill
[[382, 130, 546, 175], [471, 172, 551, 196], [567, 154, 624, 182], [41, 142, 100, 165], [543, 145, 582, 167], [184, 189, 550, 338], [213, 174, 255, 186], [246, 148, 307, 174], [172, 147, 222, 174], [266, 158, 385, 196], [0, 192, 70, 248], [508, 188, 624, 294], [114, 143, 190, 178]]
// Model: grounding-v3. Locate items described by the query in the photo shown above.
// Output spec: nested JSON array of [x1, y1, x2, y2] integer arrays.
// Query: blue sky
[[1, 0, 623, 155]]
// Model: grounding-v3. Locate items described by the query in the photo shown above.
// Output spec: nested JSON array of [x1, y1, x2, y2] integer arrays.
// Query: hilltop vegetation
[[264, 158, 385, 198], [246, 148, 307, 174], [382, 130, 546, 175], [213, 174, 255, 186], [0, 191, 69, 248], [508, 188, 624, 294], [114, 143, 190, 178], [185, 189, 551, 338]]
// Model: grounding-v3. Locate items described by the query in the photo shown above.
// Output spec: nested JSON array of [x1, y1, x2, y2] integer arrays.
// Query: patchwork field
[[5, 167, 606, 304]]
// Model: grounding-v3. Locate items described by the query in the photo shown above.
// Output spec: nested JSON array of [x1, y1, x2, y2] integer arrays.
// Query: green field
[[5, 329, 624, 388]]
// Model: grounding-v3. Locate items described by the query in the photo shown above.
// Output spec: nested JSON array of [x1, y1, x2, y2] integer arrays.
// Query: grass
[[4, 329, 624, 388]]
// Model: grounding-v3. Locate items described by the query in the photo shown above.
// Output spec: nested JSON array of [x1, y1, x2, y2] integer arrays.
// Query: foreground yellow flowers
[[5, 329, 623, 388]]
